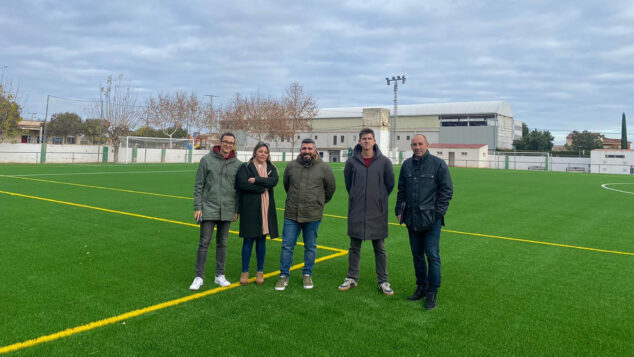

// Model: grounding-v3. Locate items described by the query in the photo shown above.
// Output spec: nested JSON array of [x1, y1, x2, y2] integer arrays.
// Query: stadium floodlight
[[385, 75, 406, 162]]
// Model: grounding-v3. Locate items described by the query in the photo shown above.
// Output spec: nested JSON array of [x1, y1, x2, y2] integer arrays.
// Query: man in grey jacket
[[189, 133, 241, 290], [275, 138, 336, 291], [338, 128, 395, 295]]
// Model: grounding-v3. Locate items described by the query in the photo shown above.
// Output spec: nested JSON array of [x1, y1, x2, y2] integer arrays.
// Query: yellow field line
[[0, 175, 191, 200], [441, 229, 634, 256], [0, 250, 346, 354], [0, 189, 205, 228], [0, 189, 348, 353], [4, 176, 631, 256]]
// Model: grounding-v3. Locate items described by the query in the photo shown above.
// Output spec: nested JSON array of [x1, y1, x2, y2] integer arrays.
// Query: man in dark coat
[[395, 134, 453, 310], [338, 128, 395, 295]]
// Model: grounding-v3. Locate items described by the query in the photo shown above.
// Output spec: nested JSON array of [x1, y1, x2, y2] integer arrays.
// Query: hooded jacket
[[193, 146, 242, 221], [344, 144, 395, 240], [283, 153, 336, 223]]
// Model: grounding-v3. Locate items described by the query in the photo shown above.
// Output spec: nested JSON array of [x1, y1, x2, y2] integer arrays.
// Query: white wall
[[591, 149, 634, 175], [430, 147, 488, 168], [0, 143, 113, 163]]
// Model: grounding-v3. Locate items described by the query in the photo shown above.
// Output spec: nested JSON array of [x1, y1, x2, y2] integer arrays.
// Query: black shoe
[[407, 286, 426, 301], [424, 292, 437, 310]]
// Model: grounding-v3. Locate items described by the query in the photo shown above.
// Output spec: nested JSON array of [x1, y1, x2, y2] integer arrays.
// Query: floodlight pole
[[205, 94, 218, 134], [386, 75, 406, 161], [42, 94, 50, 144]]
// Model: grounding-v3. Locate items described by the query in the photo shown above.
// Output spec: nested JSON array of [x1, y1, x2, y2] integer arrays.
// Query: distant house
[[429, 143, 489, 168], [601, 137, 631, 150], [17, 120, 43, 143], [194, 133, 219, 150], [566, 132, 631, 150]]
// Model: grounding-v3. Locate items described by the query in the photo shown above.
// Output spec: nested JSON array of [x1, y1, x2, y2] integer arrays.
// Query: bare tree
[[282, 82, 316, 155], [219, 93, 248, 132], [146, 91, 205, 146], [186, 92, 216, 136], [220, 92, 284, 144], [98, 74, 140, 162]]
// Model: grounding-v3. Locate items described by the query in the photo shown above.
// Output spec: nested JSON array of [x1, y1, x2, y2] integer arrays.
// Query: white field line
[[5, 170, 196, 177], [600, 183, 634, 195]]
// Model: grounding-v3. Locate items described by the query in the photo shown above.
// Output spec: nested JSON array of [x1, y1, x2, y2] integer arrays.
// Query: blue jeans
[[279, 218, 321, 277], [407, 217, 442, 293], [242, 236, 266, 272]]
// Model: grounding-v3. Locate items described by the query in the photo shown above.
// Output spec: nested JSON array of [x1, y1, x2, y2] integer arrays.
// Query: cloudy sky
[[2, 0, 633, 143]]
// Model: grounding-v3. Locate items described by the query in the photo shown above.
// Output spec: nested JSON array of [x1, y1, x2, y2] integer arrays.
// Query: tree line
[[45, 75, 315, 150]]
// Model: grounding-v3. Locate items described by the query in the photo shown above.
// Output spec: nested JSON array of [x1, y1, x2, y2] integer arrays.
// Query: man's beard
[[301, 153, 314, 163]]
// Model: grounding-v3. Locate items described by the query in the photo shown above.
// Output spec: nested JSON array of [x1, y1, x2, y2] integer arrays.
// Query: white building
[[236, 100, 517, 162], [428, 144, 489, 168], [591, 149, 634, 175]]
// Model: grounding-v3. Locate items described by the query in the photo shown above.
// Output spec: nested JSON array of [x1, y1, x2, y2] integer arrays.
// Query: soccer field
[[1, 163, 632, 356]]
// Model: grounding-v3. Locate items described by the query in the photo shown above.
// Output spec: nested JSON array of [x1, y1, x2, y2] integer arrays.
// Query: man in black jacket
[[339, 128, 395, 295], [396, 134, 453, 310]]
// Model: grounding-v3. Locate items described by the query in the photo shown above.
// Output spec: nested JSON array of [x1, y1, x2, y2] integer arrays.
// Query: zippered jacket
[[193, 146, 242, 221], [283, 154, 336, 223], [395, 150, 453, 230], [344, 144, 395, 240]]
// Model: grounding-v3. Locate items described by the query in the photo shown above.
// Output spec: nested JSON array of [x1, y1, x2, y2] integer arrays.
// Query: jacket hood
[[353, 143, 383, 162], [213, 145, 236, 160]]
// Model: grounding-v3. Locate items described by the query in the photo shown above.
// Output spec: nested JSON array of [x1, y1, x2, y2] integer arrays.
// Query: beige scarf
[[255, 162, 269, 235]]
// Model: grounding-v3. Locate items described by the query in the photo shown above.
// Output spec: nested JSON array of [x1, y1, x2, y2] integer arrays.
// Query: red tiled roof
[[602, 137, 631, 145], [430, 143, 487, 149]]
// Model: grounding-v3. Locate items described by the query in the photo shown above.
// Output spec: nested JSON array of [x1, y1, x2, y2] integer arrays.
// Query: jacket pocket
[[418, 206, 436, 231], [406, 205, 436, 231]]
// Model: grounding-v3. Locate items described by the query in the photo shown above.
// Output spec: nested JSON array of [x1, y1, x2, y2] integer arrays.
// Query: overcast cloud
[[2, 0, 633, 143]]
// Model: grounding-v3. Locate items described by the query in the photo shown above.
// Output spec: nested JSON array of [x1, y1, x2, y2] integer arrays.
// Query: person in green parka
[[189, 133, 241, 291], [235, 142, 279, 285]]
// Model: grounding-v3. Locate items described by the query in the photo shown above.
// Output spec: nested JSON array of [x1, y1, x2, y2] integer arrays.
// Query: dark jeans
[[347, 238, 388, 284], [242, 236, 266, 272], [280, 218, 320, 277], [407, 217, 442, 293], [195, 220, 231, 279]]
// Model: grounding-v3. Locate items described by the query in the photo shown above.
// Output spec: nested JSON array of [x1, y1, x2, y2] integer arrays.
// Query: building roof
[[17, 120, 43, 130], [316, 101, 513, 119], [602, 137, 631, 145], [430, 143, 488, 149]]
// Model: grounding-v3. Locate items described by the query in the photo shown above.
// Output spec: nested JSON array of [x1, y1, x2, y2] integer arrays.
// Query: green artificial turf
[[0, 163, 633, 356]]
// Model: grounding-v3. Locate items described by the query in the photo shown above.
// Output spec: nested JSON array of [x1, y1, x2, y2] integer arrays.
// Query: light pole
[[386, 75, 406, 161], [205, 94, 218, 133]]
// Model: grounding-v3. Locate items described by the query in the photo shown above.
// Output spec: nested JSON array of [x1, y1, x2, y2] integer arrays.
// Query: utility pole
[[205, 94, 218, 133], [386, 75, 406, 161]]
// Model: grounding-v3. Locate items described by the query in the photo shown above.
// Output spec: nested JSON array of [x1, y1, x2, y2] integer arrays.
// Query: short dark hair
[[220, 132, 236, 143], [358, 128, 375, 139], [301, 138, 315, 146]]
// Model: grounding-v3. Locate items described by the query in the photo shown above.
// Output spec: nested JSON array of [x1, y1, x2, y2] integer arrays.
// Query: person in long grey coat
[[338, 128, 395, 295]]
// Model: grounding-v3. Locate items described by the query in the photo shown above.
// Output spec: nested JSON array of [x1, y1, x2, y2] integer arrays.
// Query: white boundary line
[[600, 183, 634, 195]]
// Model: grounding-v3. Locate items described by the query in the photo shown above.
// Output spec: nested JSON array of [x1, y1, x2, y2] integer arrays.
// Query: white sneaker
[[214, 275, 231, 287], [189, 277, 203, 291]]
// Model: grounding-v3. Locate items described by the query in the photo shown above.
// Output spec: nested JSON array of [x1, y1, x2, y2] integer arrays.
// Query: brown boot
[[240, 272, 249, 286], [256, 271, 264, 285]]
